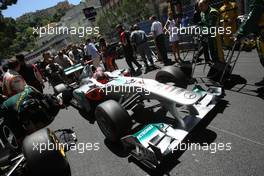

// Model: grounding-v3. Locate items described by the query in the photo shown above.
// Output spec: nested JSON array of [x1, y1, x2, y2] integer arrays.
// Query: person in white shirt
[[164, 12, 182, 63], [54, 51, 74, 69], [150, 15, 171, 66], [86, 38, 102, 68]]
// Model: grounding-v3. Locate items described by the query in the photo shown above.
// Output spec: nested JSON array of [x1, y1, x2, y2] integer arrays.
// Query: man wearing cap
[[236, 0, 264, 86]]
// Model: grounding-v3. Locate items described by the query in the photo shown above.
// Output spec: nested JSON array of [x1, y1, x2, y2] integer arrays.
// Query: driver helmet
[[93, 67, 109, 84]]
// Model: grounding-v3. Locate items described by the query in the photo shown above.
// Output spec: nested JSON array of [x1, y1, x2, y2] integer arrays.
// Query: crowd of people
[[0, 31, 131, 99], [0, 56, 43, 97], [0, 0, 263, 100]]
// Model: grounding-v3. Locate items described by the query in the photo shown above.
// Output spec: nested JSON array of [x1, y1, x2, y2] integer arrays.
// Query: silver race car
[[55, 64, 223, 168]]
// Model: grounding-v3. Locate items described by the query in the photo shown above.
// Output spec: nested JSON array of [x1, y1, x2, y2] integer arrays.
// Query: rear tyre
[[155, 66, 189, 88], [95, 100, 131, 142], [22, 128, 70, 176]]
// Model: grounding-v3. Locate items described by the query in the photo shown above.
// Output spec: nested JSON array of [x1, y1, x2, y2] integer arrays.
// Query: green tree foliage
[[0, 18, 18, 59], [53, 9, 66, 23], [96, 0, 152, 39], [0, 8, 66, 60]]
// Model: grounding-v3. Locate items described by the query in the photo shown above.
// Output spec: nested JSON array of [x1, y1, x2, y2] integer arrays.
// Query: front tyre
[[95, 100, 131, 142]]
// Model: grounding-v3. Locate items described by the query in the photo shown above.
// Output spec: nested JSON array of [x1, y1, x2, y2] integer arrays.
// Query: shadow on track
[[195, 74, 247, 90], [254, 86, 264, 100], [223, 74, 247, 90]]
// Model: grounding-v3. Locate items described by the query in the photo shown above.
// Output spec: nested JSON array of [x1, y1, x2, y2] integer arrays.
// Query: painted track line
[[209, 125, 264, 147]]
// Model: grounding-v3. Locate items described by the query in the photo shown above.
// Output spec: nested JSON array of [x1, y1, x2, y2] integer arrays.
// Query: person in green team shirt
[[0, 86, 41, 138], [237, 0, 264, 86], [0, 86, 61, 139], [198, 0, 225, 64]]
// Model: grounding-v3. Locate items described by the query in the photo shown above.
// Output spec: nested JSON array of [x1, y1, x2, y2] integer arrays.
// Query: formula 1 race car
[[0, 127, 76, 176], [55, 64, 223, 168]]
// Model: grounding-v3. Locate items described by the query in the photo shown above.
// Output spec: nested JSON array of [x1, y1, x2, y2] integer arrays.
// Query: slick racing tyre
[[155, 66, 189, 88], [22, 128, 70, 176], [95, 100, 131, 142], [0, 118, 19, 152]]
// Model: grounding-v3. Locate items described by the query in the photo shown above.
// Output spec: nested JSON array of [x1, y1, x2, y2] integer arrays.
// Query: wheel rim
[[3, 125, 18, 149]]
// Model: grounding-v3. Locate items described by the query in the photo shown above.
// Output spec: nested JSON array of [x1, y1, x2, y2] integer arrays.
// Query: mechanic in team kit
[[236, 0, 264, 86], [193, 1, 211, 63], [219, 0, 239, 48], [198, 0, 225, 63]]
